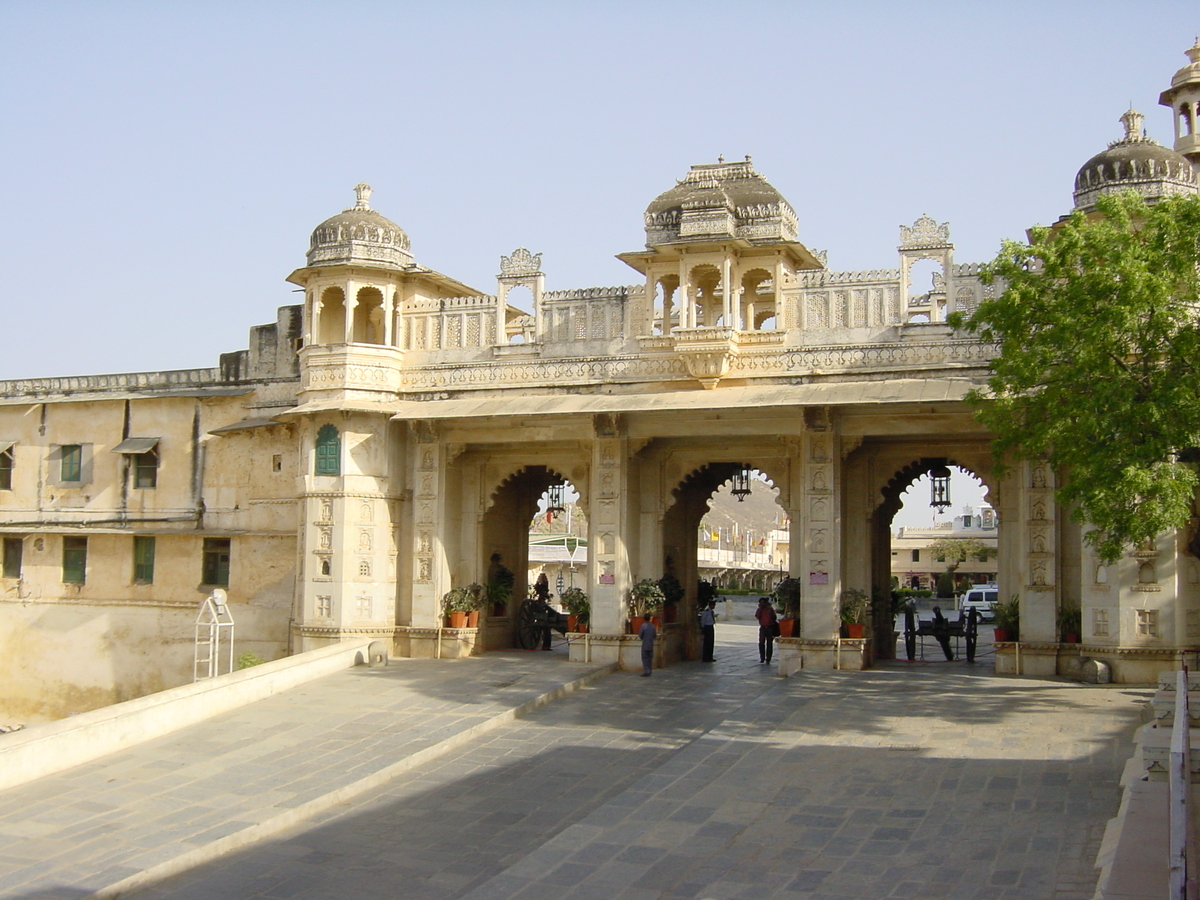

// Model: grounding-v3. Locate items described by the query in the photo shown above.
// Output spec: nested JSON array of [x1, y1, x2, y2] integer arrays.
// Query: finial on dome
[[1189, 37, 1200, 63], [1120, 108, 1144, 142], [353, 182, 373, 210], [718, 155, 725, 163]]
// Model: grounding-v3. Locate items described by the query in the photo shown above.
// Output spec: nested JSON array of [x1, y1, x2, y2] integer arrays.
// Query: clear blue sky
[[0, 2, 1195, 379]]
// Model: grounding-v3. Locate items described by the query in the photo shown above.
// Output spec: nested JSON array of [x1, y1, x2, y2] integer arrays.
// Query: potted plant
[[1057, 604, 1081, 644], [442, 584, 483, 628], [657, 573, 685, 623], [840, 588, 869, 639], [773, 577, 801, 637], [991, 594, 1020, 642], [560, 586, 590, 633], [629, 578, 665, 633], [486, 554, 514, 617]]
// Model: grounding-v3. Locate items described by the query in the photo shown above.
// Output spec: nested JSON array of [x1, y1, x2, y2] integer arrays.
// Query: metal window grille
[[2, 538, 21, 579], [0, 450, 12, 490], [133, 535, 155, 584]]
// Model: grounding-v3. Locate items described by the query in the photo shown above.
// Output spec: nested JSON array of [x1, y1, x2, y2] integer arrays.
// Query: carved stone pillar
[[408, 420, 450, 628], [797, 419, 841, 641], [588, 414, 629, 636]]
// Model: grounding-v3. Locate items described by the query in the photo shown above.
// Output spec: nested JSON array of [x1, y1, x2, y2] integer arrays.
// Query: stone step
[[1140, 725, 1200, 781], [1156, 671, 1200, 692], [1149, 692, 1200, 727]]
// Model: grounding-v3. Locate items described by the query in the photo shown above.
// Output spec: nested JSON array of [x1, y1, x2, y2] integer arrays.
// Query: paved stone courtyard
[[0, 624, 1149, 899]]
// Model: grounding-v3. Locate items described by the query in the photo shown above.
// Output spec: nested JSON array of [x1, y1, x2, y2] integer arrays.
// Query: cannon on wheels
[[903, 604, 979, 662], [517, 597, 569, 650]]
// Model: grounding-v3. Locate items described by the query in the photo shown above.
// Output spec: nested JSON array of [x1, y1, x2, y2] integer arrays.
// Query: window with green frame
[[202, 537, 231, 587], [133, 535, 155, 584], [60, 445, 82, 482], [2, 538, 21, 579], [63, 536, 87, 584], [315, 425, 340, 476], [133, 451, 158, 489]]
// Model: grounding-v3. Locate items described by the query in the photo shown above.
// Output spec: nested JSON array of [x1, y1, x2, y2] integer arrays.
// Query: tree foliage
[[950, 192, 1200, 562], [926, 538, 995, 572]]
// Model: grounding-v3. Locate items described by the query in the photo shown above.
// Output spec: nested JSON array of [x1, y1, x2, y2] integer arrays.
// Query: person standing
[[699, 600, 716, 662], [755, 596, 778, 664], [638, 615, 657, 676], [533, 573, 554, 650]]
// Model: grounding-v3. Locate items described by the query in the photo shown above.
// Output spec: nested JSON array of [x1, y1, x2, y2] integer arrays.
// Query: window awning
[[0, 441, 13, 454], [111, 437, 160, 454], [208, 417, 282, 435]]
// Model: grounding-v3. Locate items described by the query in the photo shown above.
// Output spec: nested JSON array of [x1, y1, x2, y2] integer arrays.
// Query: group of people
[[637, 594, 781, 675]]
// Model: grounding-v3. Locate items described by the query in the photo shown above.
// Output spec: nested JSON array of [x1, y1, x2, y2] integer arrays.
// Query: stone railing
[[0, 367, 223, 399]]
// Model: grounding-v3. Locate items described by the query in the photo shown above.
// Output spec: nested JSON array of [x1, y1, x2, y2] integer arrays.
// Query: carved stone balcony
[[299, 344, 404, 402]]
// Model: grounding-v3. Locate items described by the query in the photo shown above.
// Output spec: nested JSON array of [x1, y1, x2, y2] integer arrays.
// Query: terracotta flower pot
[[465, 611, 479, 628], [845, 623, 865, 639], [993, 627, 1010, 642], [778, 618, 797, 638], [1063, 632, 1078, 644], [567, 615, 588, 633], [447, 611, 467, 628]]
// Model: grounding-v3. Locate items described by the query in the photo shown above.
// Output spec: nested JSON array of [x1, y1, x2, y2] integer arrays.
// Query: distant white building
[[891, 506, 998, 591]]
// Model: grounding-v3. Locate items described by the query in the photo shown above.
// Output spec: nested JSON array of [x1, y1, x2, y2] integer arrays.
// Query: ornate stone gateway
[[4, 45, 1200, 711]]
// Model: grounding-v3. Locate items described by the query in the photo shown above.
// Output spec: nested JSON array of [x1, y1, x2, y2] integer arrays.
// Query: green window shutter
[[61, 445, 82, 482], [315, 425, 340, 476], [63, 536, 87, 584], [133, 536, 155, 584], [203, 538, 231, 587]]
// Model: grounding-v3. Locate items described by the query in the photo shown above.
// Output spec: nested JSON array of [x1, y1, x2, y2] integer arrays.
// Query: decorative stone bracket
[[672, 327, 737, 389]]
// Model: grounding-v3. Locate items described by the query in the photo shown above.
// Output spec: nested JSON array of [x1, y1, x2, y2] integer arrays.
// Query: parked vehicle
[[958, 584, 998, 622]]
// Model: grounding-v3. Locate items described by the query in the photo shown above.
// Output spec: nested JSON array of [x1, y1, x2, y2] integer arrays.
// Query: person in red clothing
[[755, 596, 778, 664]]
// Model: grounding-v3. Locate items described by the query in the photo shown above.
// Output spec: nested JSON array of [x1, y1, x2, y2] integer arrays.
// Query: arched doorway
[[872, 458, 997, 661], [479, 465, 578, 649]]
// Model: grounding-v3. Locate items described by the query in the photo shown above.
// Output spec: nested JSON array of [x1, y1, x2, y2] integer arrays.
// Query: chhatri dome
[[307, 183, 413, 269], [1072, 108, 1198, 211], [643, 156, 799, 246]]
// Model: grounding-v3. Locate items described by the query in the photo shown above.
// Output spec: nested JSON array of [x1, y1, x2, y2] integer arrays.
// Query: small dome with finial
[[1073, 109, 1198, 211], [307, 183, 413, 268]]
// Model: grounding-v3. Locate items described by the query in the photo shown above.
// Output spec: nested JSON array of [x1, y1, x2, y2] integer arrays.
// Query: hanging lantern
[[929, 464, 952, 512], [546, 483, 567, 519], [731, 466, 753, 503]]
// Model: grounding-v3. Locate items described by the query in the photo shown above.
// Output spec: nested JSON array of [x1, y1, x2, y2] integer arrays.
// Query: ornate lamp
[[929, 464, 952, 513], [546, 483, 567, 520], [731, 466, 753, 503]]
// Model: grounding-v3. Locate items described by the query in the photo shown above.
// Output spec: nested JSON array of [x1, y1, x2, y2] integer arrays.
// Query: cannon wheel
[[903, 603, 917, 660], [517, 599, 542, 650]]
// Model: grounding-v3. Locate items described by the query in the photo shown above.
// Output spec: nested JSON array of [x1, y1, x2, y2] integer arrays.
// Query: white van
[[959, 585, 998, 621]]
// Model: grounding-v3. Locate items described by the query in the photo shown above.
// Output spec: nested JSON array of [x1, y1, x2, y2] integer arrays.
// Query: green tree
[[950, 192, 1200, 562], [926, 538, 995, 597]]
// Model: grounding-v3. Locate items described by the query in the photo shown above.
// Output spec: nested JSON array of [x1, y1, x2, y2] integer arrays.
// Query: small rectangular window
[[133, 451, 158, 489], [911, 549, 920, 562], [202, 537, 231, 587], [61, 445, 82, 482], [272, 454, 282, 473], [0, 446, 13, 491], [2, 538, 22, 579], [133, 535, 155, 584], [63, 536, 87, 584]]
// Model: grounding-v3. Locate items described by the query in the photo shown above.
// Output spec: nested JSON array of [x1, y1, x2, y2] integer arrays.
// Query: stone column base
[[1060, 645, 1200, 684], [776, 637, 868, 674], [567, 628, 685, 671], [394, 626, 481, 659]]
